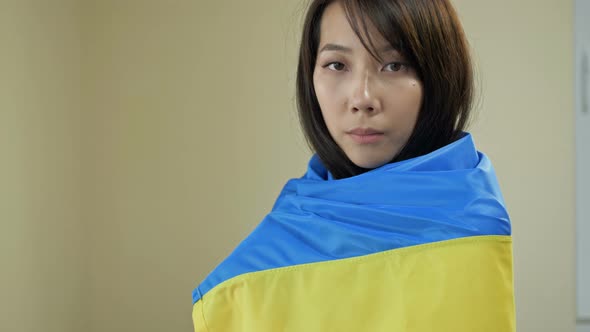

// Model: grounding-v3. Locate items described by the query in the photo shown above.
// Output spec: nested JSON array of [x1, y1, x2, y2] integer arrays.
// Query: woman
[[192, 0, 515, 331]]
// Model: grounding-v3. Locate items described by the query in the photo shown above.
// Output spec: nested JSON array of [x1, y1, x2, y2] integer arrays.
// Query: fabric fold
[[191, 132, 515, 332]]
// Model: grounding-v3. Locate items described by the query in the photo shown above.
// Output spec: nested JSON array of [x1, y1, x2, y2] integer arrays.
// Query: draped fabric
[[192, 133, 515, 332]]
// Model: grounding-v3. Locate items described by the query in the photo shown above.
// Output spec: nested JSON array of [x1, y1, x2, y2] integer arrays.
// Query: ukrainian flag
[[192, 133, 515, 332]]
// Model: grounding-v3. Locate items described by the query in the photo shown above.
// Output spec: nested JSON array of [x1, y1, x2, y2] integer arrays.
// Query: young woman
[[192, 0, 515, 331]]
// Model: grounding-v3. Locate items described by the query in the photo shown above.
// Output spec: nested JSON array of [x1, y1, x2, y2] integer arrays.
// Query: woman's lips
[[346, 128, 385, 144]]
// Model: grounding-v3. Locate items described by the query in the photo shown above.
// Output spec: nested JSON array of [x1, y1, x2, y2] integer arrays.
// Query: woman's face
[[313, 2, 423, 169]]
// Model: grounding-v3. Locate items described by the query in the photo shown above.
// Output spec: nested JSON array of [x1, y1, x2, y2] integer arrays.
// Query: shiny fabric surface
[[193, 235, 515, 332], [192, 132, 511, 304]]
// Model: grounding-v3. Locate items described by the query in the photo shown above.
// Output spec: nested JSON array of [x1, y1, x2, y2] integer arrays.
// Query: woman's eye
[[325, 62, 346, 71], [383, 62, 405, 72], [323, 61, 406, 72]]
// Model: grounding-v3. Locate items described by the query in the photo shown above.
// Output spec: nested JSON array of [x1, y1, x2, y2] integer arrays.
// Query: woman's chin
[[348, 156, 391, 170]]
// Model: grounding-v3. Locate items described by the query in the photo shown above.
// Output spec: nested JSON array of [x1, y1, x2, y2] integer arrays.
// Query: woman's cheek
[[315, 78, 336, 105]]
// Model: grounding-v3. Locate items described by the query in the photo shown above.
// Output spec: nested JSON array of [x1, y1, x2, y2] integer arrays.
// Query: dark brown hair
[[296, 0, 474, 179]]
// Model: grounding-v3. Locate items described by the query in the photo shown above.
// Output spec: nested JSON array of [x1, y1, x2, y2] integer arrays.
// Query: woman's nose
[[350, 70, 380, 113]]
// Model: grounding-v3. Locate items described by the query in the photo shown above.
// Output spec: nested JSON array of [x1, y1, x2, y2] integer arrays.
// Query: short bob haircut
[[296, 0, 474, 179]]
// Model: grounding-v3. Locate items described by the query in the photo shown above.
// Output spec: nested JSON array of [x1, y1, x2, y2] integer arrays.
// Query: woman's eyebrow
[[319, 43, 400, 54], [319, 43, 353, 53]]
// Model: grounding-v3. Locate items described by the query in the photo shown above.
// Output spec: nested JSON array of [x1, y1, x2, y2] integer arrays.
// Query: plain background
[[0, 0, 576, 331], [576, 1, 590, 331]]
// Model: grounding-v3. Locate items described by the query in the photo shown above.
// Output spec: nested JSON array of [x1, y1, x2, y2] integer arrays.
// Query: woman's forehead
[[318, 1, 393, 53]]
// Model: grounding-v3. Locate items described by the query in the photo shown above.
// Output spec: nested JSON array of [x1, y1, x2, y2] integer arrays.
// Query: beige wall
[[81, 1, 310, 331], [0, 0, 575, 331], [454, 1, 576, 331], [0, 1, 85, 332]]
